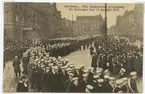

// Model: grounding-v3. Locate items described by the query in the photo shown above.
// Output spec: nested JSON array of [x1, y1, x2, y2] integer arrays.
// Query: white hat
[[98, 79, 104, 83], [69, 73, 74, 76], [41, 65, 45, 68], [109, 77, 115, 80], [58, 56, 61, 59], [93, 75, 99, 79], [83, 73, 88, 77], [72, 77, 78, 80], [86, 85, 94, 90], [116, 79, 123, 84], [120, 68, 126, 72], [104, 69, 109, 73], [130, 71, 137, 76], [41, 59, 44, 62], [122, 77, 128, 81], [93, 80, 97, 83], [104, 75, 109, 79]]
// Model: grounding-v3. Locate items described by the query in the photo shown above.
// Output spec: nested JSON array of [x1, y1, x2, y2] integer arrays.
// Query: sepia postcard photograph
[[3, 2, 143, 93]]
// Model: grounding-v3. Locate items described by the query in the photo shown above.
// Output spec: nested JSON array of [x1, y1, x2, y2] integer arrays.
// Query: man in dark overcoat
[[13, 56, 21, 77]]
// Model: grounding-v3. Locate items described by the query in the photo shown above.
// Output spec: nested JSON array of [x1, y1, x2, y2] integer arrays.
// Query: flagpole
[[105, 3, 107, 63]]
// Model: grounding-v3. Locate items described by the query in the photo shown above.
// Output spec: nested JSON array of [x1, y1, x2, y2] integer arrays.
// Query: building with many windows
[[74, 15, 104, 37], [4, 3, 62, 40]]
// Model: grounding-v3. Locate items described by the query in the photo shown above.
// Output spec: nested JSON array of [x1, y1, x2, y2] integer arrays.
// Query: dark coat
[[13, 59, 21, 73], [42, 72, 51, 92], [104, 82, 114, 93], [87, 72, 94, 85], [91, 54, 97, 67], [78, 80, 87, 92], [128, 78, 138, 93], [94, 84, 105, 93], [121, 84, 129, 93], [78, 69, 84, 82], [64, 79, 74, 92], [16, 81, 28, 92], [113, 86, 122, 93]]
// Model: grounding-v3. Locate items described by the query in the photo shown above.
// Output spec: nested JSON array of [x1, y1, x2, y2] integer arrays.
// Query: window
[[15, 4, 19, 10], [15, 16, 19, 22]]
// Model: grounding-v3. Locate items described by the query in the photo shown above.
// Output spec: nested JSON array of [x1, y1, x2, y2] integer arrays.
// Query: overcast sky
[[56, 3, 135, 28]]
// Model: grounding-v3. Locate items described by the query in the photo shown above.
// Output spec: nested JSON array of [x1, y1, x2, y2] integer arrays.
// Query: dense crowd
[[4, 37, 32, 61], [12, 36, 142, 93]]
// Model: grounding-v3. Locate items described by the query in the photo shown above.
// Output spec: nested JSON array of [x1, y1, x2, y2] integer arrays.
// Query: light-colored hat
[[98, 79, 104, 83], [93, 75, 99, 79], [109, 77, 115, 80], [69, 73, 74, 76], [122, 77, 128, 81], [83, 73, 88, 77], [104, 75, 110, 79], [86, 85, 94, 90], [130, 71, 137, 76], [104, 69, 109, 73], [72, 77, 78, 80], [116, 79, 123, 84], [120, 68, 126, 72], [93, 80, 97, 83]]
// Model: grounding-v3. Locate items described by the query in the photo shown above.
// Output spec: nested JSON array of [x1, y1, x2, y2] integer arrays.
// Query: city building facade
[[74, 15, 104, 37], [4, 3, 62, 40]]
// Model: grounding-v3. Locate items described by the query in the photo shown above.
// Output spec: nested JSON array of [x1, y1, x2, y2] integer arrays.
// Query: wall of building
[[74, 15, 104, 37], [108, 4, 143, 39], [4, 3, 62, 40]]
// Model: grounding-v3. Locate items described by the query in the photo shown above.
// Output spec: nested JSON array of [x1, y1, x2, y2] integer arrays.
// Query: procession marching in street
[[10, 36, 142, 93]]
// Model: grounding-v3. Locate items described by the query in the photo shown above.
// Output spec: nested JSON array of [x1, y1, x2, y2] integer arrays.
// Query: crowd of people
[[4, 37, 32, 62], [92, 37, 143, 75], [12, 36, 142, 93]]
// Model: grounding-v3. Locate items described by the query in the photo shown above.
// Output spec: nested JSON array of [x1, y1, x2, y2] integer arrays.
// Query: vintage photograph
[[4, 2, 143, 93]]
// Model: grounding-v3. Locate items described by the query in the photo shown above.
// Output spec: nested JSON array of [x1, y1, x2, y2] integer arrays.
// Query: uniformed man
[[87, 67, 94, 85], [85, 85, 94, 93], [21, 53, 29, 74], [121, 77, 129, 93], [89, 46, 94, 58], [128, 71, 138, 93], [13, 56, 21, 78], [16, 76, 28, 92], [64, 73, 75, 92], [118, 68, 126, 79], [93, 79, 105, 93], [71, 77, 79, 92], [113, 79, 123, 93], [91, 53, 98, 73], [78, 73, 88, 92], [104, 77, 115, 93], [103, 75, 110, 86], [42, 67, 51, 92]]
